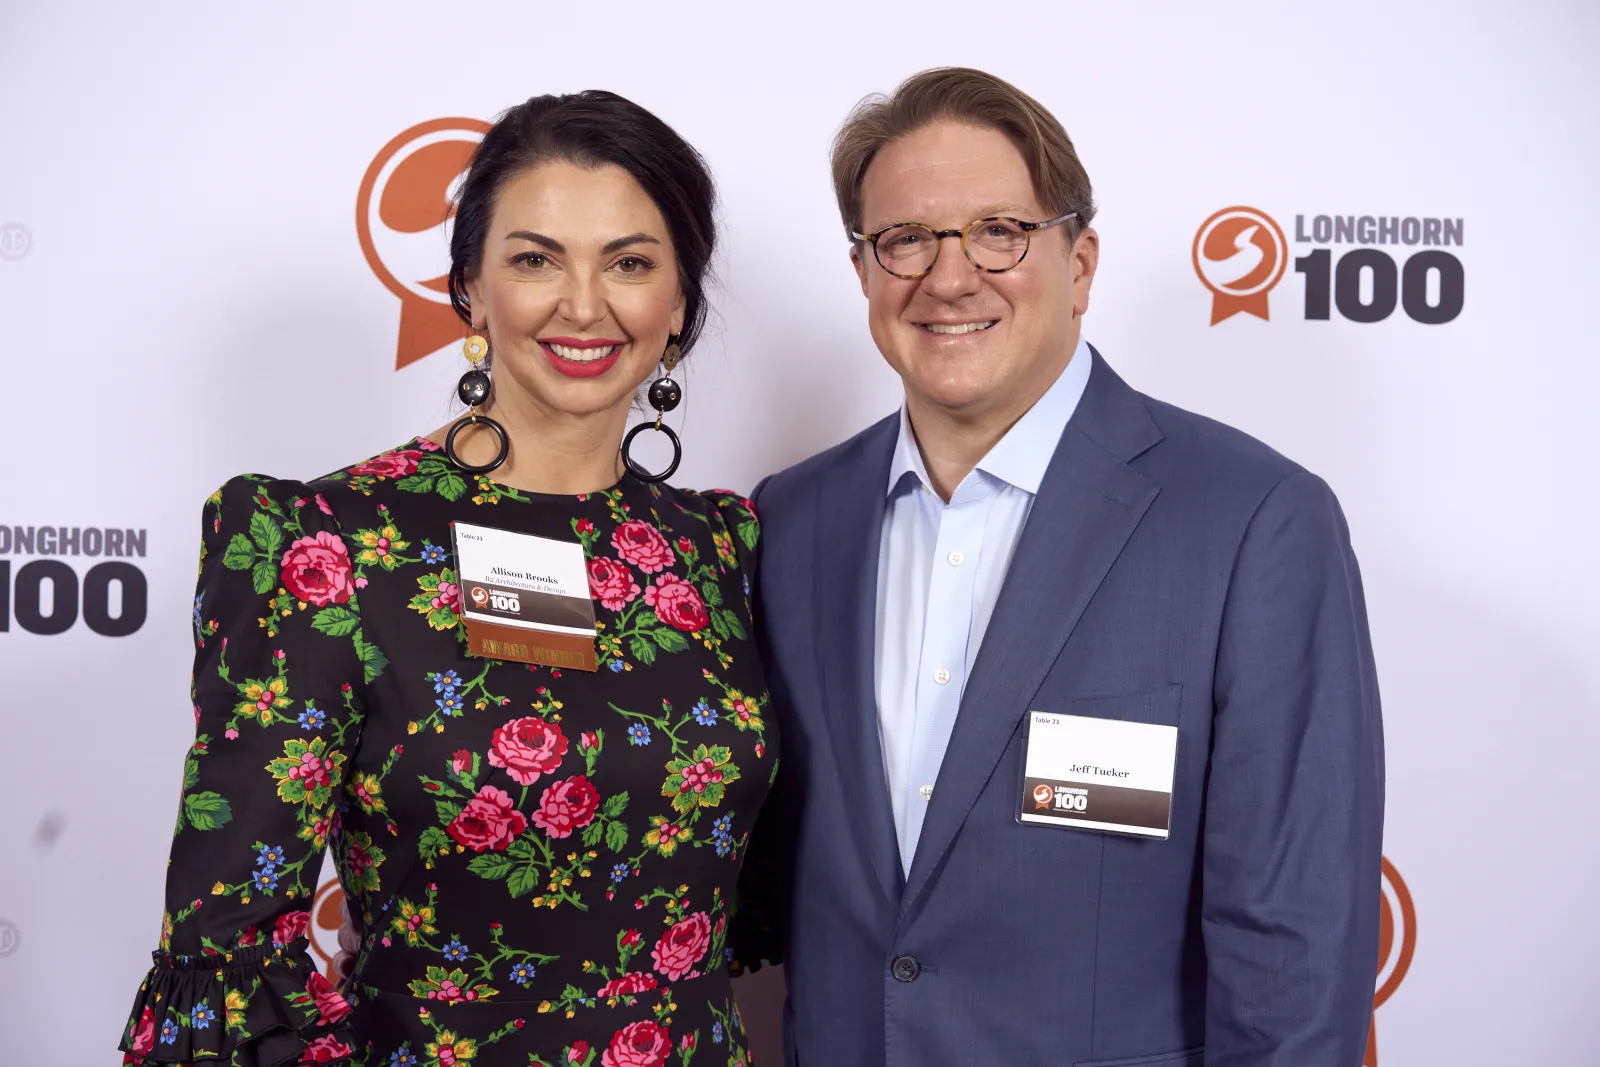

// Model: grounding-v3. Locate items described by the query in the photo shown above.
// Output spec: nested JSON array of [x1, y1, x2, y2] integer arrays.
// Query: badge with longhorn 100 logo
[[450, 522, 598, 671]]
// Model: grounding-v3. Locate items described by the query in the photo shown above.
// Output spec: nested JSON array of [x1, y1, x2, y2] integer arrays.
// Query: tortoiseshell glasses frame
[[851, 210, 1080, 280]]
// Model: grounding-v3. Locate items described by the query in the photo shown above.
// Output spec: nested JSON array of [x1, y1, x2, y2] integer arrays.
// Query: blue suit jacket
[[736, 350, 1385, 1067]]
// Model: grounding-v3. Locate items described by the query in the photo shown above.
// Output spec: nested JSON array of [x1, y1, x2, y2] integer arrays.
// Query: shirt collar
[[886, 335, 1094, 499]]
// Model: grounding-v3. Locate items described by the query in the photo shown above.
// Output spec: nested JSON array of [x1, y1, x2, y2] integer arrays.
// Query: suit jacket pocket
[[1058, 682, 1184, 728], [1074, 1046, 1203, 1067]]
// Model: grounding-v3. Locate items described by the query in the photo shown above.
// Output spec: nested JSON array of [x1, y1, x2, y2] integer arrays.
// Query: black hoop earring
[[446, 332, 509, 474], [621, 340, 684, 484]]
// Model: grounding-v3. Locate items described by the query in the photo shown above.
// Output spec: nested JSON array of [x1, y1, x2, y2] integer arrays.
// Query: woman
[[119, 91, 772, 1067]]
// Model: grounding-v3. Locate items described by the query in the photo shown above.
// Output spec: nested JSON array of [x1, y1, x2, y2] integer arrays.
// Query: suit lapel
[[900, 351, 1164, 913], [814, 415, 903, 904]]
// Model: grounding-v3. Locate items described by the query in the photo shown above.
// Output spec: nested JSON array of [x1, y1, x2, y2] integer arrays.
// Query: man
[[735, 67, 1384, 1066]]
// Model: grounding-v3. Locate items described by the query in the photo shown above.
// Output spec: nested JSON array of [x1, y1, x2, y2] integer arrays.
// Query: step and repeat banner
[[1, 2, 1596, 1064]]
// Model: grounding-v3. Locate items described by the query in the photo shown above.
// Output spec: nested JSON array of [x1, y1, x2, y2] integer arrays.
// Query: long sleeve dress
[[119, 438, 775, 1067]]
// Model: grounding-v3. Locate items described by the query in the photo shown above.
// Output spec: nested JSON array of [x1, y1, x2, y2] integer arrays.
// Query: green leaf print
[[248, 511, 283, 556], [605, 820, 630, 854], [629, 636, 657, 665], [311, 605, 360, 637], [222, 533, 255, 571], [395, 473, 435, 494], [418, 826, 451, 862], [507, 865, 541, 899], [353, 629, 389, 683], [651, 629, 690, 654], [437, 470, 469, 501], [183, 791, 233, 831], [468, 853, 514, 880], [251, 560, 277, 595]]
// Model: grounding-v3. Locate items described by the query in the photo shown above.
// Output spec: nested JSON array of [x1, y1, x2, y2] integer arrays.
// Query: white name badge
[[1017, 712, 1179, 838], [451, 522, 598, 671]]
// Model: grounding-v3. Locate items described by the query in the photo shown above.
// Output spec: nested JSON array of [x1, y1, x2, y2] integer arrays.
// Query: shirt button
[[947, 550, 965, 567], [891, 954, 921, 983], [933, 668, 951, 685], [919, 784, 934, 800]]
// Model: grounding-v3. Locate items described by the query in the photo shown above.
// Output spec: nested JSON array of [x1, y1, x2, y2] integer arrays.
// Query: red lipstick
[[539, 337, 625, 379]]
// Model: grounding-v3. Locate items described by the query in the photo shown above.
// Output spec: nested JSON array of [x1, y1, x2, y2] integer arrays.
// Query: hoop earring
[[621, 341, 683, 484], [445, 331, 509, 474]]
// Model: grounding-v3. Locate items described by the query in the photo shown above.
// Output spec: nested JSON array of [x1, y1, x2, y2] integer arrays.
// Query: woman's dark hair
[[448, 91, 717, 359]]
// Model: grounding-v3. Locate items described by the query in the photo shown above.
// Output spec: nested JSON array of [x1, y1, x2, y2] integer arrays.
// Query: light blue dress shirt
[[874, 337, 1093, 874]]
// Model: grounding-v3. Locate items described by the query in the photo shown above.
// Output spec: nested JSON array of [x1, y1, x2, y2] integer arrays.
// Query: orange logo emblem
[[1365, 856, 1417, 1066], [1032, 783, 1054, 810], [356, 118, 492, 370], [307, 878, 355, 983], [1192, 206, 1289, 324]]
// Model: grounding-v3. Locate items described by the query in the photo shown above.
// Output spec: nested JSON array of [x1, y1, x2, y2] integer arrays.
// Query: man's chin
[[902, 374, 1005, 418]]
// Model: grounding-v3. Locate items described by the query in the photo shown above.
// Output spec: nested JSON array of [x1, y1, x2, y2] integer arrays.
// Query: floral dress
[[119, 438, 774, 1067]]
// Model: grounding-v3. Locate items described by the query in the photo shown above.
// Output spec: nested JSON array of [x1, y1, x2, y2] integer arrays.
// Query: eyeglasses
[[852, 211, 1079, 280]]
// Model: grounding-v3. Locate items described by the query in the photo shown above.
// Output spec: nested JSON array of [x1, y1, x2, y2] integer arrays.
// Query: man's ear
[[1070, 227, 1099, 318], [850, 244, 869, 297]]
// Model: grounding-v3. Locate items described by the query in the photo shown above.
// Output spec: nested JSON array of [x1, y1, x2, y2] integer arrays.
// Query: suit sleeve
[[118, 476, 365, 1065], [1203, 471, 1385, 1067]]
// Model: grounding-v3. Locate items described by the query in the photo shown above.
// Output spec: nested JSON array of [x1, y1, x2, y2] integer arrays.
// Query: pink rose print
[[611, 520, 674, 574], [348, 448, 423, 480], [299, 1034, 355, 1063], [532, 775, 601, 839], [446, 785, 528, 852], [569, 1041, 591, 1064], [488, 717, 568, 787], [451, 749, 472, 776], [587, 556, 641, 611], [597, 971, 659, 997], [279, 531, 354, 607], [644, 574, 709, 633], [305, 971, 352, 1023], [651, 911, 711, 981], [129, 1005, 155, 1055], [273, 910, 311, 946], [602, 1020, 672, 1067]]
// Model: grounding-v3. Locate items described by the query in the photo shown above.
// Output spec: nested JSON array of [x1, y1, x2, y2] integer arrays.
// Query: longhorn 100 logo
[[357, 118, 492, 370], [1194, 206, 1464, 325]]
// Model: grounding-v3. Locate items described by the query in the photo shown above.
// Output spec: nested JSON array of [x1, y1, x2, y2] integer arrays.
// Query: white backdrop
[[1, 1, 1597, 1063]]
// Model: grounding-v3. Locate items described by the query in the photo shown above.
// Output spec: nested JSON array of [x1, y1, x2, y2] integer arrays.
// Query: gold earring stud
[[463, 333, 489, 364]]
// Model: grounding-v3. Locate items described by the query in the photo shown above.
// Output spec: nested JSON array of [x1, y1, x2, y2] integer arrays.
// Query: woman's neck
[[428, 388, 633, 496]]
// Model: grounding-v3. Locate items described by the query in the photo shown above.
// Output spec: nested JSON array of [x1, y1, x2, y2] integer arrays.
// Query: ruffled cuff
[[119, 938, 355, 1065]]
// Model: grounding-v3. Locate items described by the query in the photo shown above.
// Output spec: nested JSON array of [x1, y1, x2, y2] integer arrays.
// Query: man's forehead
[[860, 123, 1039, 225]]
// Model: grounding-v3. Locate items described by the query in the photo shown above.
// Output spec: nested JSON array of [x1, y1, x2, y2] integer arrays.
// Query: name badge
[[1017, 712, 1178, 838], [451, 521, 598, 671]]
